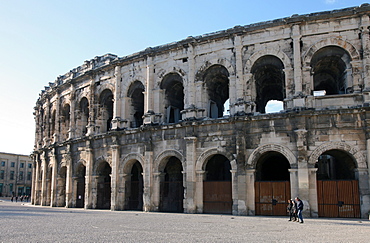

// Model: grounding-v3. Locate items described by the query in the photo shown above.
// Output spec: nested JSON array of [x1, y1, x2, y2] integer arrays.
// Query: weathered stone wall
[[32, 4, 370, 218]]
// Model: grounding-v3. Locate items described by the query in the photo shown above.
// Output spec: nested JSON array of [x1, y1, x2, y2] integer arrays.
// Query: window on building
[[19, 171, 23, 180], [1, 161, 5, 166], [0, 170, 4, 180], [11, 162, 15, 167], [10, 171, 14, 180], [20, 163, 24, 168], [28, 163, 32, 169], [27, 172, 32, 181], [9, 184, 13, 194]]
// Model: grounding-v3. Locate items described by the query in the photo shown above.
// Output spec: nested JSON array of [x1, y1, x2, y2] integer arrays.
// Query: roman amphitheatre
[[32, 4, 370, 218]]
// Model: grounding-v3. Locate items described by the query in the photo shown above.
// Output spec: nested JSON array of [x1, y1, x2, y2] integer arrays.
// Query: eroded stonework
[[32, 5, 370, 218]]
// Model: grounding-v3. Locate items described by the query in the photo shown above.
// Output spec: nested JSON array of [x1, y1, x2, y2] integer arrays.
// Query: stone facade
[[32, 5, 370, 218]]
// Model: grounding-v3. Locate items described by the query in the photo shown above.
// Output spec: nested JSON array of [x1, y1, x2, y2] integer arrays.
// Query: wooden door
[[255, 181, 290, 216], [317, 180, 360, 218], [203, 181, 232, 214]]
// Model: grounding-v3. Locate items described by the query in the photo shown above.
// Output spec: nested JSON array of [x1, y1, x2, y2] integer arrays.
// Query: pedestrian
[[11, 196, 13, 202], [287, 199, 296, 221], [295, 197, 304, 223], [15, 196, 18, 202]]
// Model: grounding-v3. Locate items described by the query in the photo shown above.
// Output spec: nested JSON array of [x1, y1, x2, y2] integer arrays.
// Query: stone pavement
[[0, 199, 369, 243]]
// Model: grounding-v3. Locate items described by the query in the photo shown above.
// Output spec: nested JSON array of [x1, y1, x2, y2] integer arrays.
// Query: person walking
[[287, 199, 296, 221], [295, 197, 304, 223]]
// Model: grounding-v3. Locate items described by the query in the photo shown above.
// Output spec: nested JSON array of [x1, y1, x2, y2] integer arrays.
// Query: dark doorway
[[126, 161, 144, 210], [255, 152, 291, 216], [96, 162, 111, 209], [203, 154, 232, 214], [76, 165, 86, 208], [160, 157, 184, 213]]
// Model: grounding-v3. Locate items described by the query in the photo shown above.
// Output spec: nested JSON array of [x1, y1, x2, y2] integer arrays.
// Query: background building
[[32, 5, 370, 218], [0, 152, 33, 197]]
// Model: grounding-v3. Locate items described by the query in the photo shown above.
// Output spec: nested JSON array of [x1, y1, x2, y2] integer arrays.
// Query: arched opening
[[57, 166, 67, 207], [161, 73, 184, 124], [252, 55, 285, 113], [265, 100, 284, 113], [159, 157, 184, 213], [203, 154, 232, 214], [75, 164, 86, 208], [255, 151, 291, 216], [125, 161, 143, 210], [203, 65, 229, 118], [311, 46, 351, 95], [61, 104, 70, 140], [99, 89, 114, 133], [96, 162, 111, 209], [79, 97, 89, 136], [127, 81, 145, 128], [315, 149, 360, 218]]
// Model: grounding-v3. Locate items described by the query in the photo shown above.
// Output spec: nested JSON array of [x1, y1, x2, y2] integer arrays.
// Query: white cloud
[[325, 0, 337, 4]]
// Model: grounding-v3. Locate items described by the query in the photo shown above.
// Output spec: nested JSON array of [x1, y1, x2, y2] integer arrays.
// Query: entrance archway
[[159, 157, 184, 213], [126, 161, 143, 210], [75, 164, 86, 208], [255, 151, 291, 216], [316, 149, 360, 218], [203, 154, 232, 214], [96, 162, 111, 209]]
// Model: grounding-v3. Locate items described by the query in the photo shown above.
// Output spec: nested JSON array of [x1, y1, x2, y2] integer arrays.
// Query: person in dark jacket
[[287, 199, 296, 221], [295, 197, 304, 223]]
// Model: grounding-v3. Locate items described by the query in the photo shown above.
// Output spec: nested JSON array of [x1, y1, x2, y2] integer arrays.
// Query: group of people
[[10, 195, 29, 203], [287, 197, 304, 223]]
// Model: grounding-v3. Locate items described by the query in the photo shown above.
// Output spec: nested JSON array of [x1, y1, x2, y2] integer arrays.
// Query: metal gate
[[255, 181, 290, 216], [203, 181, 232, 214], [317, 180, 360, 218]]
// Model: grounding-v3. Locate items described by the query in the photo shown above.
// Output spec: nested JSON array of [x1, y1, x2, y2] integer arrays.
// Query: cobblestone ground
[[0, 199, 369, 243]]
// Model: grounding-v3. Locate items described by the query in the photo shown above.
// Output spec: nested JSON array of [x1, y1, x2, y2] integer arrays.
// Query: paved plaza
[[0, 199, 369, 242]]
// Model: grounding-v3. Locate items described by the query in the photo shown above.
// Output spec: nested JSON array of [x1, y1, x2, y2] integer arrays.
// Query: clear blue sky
[[0, 0, 366, 155]]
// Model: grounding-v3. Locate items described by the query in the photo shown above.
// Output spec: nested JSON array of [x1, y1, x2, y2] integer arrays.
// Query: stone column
[[110, 143, 120, 210], [84, 144, 93, 209], [86, 79, 96, 136], [361, 15, 370, 91], [112, 66, 123, 130], [195, 170, 205, 213], [295, 129, 311, 217], [184, 136, 197, 213], [230, 168, 238, 215], [143, 57, 156, 125], [32, 158, 40, 205], [50, 152, 58, 207], [152, 172, 164, 211], [292, 24, 302, 96], [289, 168, 299, 199], [355, 167, 370, 218], [68, 84, 76, 140], [245, 169, 255, 215], [65, 161, 73, 208], [40, 155, 47, 206], [308, 168, 318, 217], [182, 44, 196, 120], [143, 151, 153, 211], [54, 92, 61, 143], [91, 176, 98, 209]]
